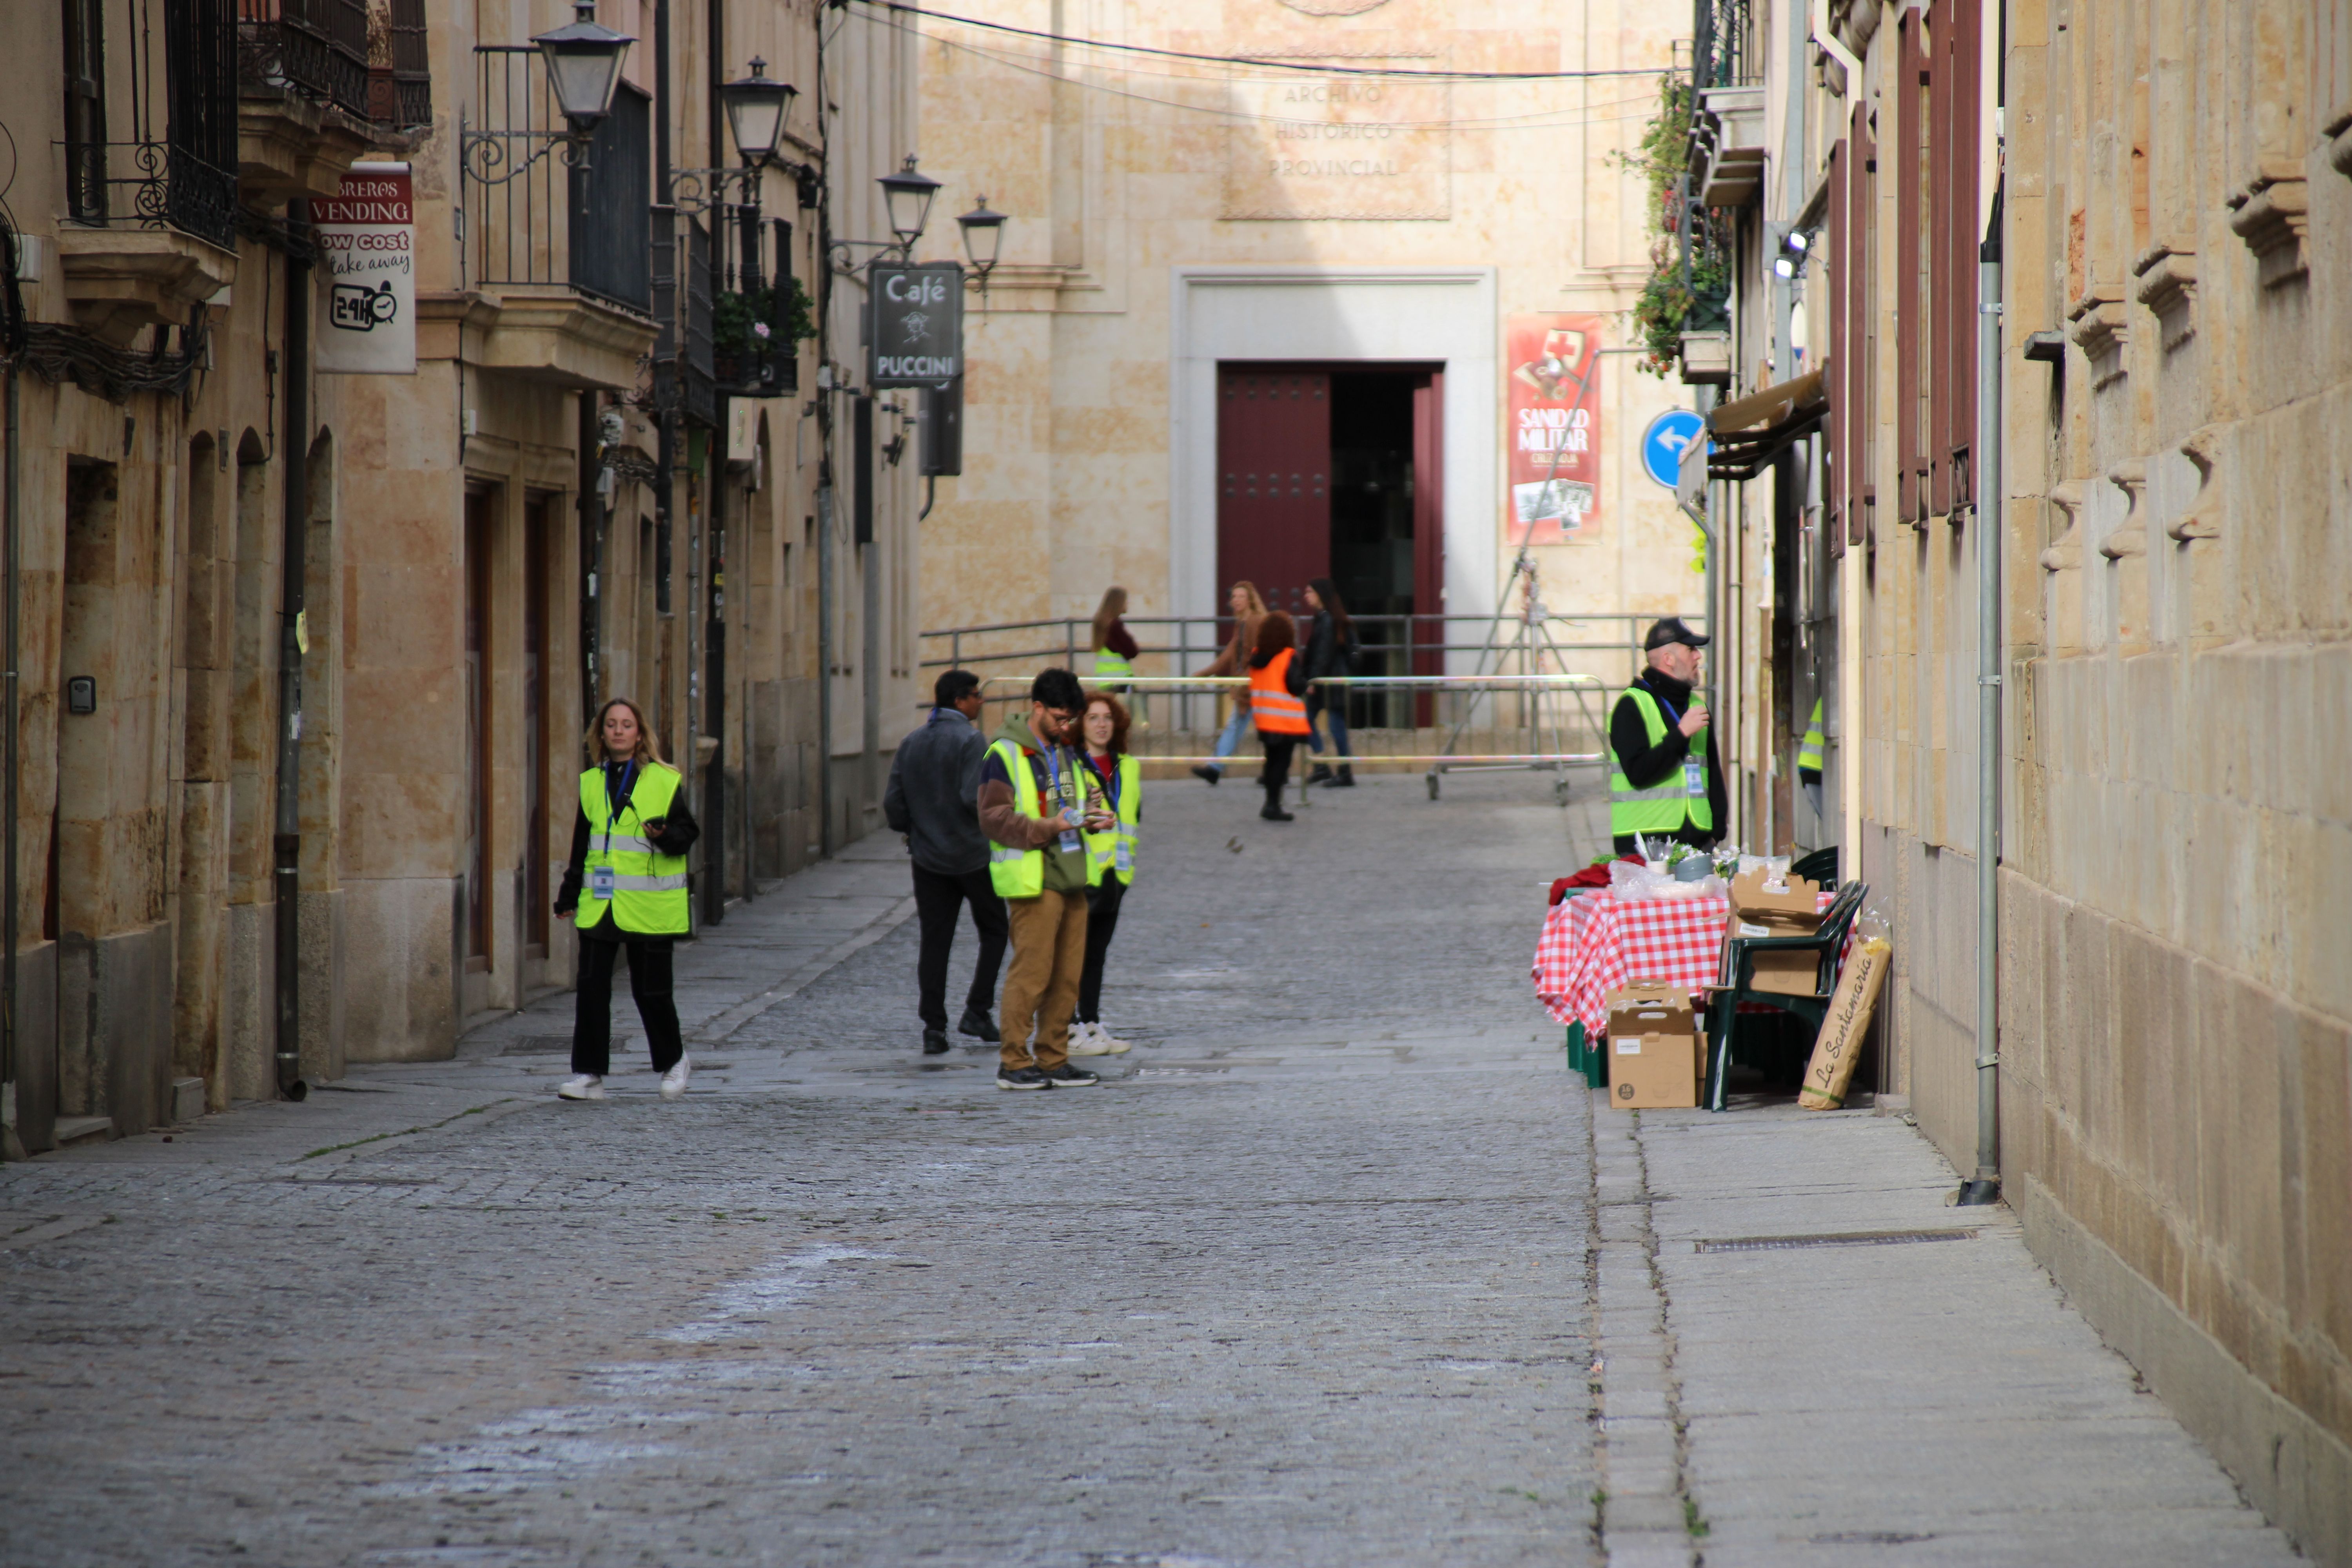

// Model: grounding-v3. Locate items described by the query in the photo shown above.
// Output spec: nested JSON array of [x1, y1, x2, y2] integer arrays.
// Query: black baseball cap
[[1643, 616, 1711, 652]]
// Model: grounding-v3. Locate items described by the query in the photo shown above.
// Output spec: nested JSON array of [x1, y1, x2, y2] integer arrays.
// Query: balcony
[[61, 0, 240, 344], [58, 145, 239, 343], [459, 49, 656, 391], [236, 0, 394, 203], [1691, 86, 1767, 209]]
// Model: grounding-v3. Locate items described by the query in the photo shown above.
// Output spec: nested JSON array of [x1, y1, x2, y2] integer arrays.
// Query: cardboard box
[[1604, 981, 1700, 1109], [1730, 867, 1826, 926], [1724, 869, 1828, 996]]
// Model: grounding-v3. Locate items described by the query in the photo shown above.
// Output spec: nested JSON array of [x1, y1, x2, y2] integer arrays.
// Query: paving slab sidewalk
[[1591, 1093, 2302, 1568], [2, 833, 915, 1187]]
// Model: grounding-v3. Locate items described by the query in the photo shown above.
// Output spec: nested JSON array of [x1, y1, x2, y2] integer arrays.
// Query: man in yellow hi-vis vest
[[1608, 617, 1726, 855], [1798, 694, 1827, 825], [976, 668, 1114, 1091]]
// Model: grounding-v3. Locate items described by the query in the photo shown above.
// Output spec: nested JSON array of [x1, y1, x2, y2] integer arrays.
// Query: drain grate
[[1693, 1227, 1978, 1254]]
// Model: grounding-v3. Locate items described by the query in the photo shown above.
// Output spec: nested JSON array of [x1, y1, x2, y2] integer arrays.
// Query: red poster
[[1504, 314, 1604, 544]]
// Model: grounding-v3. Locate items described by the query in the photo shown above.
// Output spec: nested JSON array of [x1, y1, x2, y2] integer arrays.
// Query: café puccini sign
[[1223, 56, 1451, 221]]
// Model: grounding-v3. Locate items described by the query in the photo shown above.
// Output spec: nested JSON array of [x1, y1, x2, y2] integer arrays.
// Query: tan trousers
[[1000, 889, 1089, 1071]]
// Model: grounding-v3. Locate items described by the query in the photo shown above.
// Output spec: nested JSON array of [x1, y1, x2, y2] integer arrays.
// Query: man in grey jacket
[[883, 670, 1008, 1054]]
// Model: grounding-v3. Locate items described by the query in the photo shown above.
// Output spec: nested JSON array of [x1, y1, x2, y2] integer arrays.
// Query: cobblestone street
[[0, 771, 1599, 1568]]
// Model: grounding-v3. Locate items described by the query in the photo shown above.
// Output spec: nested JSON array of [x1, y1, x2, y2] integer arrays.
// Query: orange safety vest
[[1249, 648, 1311, 735]]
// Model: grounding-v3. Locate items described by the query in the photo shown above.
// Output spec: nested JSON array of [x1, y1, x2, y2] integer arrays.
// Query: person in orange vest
[[1248, 610, 1313, 822]]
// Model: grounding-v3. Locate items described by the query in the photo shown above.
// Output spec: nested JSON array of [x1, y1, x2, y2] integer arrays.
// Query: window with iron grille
[[64, 0, 239, 250]]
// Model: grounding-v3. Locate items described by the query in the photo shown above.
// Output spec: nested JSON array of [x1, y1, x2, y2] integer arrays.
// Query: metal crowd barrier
[[966, 673, 1612, 806]]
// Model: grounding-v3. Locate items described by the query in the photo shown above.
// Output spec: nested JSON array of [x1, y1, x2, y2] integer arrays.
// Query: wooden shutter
[[1944, 0, 1981, 514], [1897, 9, 1926, 523], [1854, 103, 1877, 548], [1826, 137, 1849, 557]]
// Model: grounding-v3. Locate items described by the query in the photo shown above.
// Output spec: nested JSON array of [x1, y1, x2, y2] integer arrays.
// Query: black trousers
[[912, 864, 1009, 1030], [1612, 825, 1721, 855], [1259, 734, 1298, 792], [571, 935, 685, 1076], [1078, 872, 1127, 1024]]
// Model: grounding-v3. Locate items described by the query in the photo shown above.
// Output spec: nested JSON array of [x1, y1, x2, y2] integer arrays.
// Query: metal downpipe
[[2, 360, 20, 1158], [273, 203, 311, 1101], [1959, 241, 2004, 1207]]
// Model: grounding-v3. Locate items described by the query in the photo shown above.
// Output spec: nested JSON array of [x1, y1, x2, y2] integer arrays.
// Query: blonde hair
[[1231, 579, 1268, 618], [585, 697, 669, 768]]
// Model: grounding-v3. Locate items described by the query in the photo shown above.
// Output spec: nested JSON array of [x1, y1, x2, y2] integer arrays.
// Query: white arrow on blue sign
[[1641, 409, 1709, 489]]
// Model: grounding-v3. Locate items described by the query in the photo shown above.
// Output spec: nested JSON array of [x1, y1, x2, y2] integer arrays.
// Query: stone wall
[[1847, 2, 2352, 1559]]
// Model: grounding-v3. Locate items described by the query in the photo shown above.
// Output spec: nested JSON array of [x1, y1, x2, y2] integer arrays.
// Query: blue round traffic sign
[[1641, 409, 1708, 489]]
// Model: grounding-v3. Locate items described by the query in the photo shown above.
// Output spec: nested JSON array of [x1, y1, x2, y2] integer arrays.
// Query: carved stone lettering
[[1223, 62, 1451, 221]]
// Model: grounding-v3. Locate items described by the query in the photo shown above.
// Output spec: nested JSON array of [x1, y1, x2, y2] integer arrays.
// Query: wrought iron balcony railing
[[236, 0, 370, 120], [67, 141, 240, 251], [1693, 0, 1756, 90], [462, 47, 653, 317]]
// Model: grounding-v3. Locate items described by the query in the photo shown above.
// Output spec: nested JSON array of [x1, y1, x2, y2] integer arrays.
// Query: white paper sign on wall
[[314, 162, 416, 375]]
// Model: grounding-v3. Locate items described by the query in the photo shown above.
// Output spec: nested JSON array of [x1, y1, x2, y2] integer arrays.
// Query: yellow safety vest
[[577, 762, 690, 935], [1609, 685, 1713, 837], [1798, 697, 1826, 776], [1093, 646, 1135, 682], [985, 739, 1090, 898], [1083, 754, 1142, 886]]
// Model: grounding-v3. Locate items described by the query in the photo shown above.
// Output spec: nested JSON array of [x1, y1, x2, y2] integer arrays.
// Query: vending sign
[[314, 163, 416, 374], [1504, 313, 1604, 544]]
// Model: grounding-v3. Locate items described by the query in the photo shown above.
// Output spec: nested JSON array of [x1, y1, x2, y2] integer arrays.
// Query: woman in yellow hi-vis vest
[[1608, 618, 1725, 855], [554, 698, 700, 1102], [1072, 690, 1141, 1056]]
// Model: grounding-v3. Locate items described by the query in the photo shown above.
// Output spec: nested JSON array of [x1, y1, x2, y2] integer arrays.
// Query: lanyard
[[1090, 755, 1122, 814], [1641, 677, 1695, 731], [603, 760, 637, 855]]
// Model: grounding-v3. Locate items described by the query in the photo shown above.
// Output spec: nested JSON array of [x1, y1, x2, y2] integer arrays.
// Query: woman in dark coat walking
[[1301, 577, 1358, 786]]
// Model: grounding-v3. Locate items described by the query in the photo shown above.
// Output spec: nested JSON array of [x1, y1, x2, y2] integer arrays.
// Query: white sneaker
[[1065, 1023, 1112, 1057], [659, 1056, 691, 1100], [1091, 1022, 1134, 1055], [557, 1074, 605, 1100]]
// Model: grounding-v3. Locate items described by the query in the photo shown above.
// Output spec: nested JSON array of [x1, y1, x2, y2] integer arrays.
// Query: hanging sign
[[314, 162, 416, 374], [867, 261, 964, 389], [1503, 313, 1604, 544]]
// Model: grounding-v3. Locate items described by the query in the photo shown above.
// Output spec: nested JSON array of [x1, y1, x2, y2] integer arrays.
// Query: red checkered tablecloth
[[1532, 889, 1733, 1034]]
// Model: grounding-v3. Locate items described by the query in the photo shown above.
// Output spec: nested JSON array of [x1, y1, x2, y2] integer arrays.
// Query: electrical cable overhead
[[857, 5, 1665, 132], [850, 0, 1670, 81]]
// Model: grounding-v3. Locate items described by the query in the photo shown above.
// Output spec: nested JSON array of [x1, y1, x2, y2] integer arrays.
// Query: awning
[[1706, 367, 1828, 481]]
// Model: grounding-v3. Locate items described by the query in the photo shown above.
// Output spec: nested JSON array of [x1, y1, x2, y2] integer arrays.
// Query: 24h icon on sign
[[331, 281, 399, 332]]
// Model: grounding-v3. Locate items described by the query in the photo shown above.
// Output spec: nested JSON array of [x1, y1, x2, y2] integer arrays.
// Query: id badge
[[589, 866, 617, 901], [1684, 759, 1706, 796], [1116, 842, 1133, 876], [1058, 829, 1083, 855]]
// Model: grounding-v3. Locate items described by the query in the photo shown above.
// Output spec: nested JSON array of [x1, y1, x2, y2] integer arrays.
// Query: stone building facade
[[1, 0, 918, 1152], [1692, 2, 2352, 1559], [907, 0, 1710, 692]]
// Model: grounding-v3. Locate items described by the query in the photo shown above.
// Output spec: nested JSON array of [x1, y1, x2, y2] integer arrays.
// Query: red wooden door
[[1217, 368, 1330, 632], [1410, 372, 1445, 725]]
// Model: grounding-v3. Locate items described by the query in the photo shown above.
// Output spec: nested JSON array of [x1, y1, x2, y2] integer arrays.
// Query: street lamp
[[721, 57, 797, 165], [532, 0, 636, 138], [956, 196, 1006, 281], [878, 155, 942, 253]]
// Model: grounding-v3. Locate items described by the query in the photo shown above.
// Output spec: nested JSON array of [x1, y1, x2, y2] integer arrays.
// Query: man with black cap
[[1609, 617, 1726, 855]]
